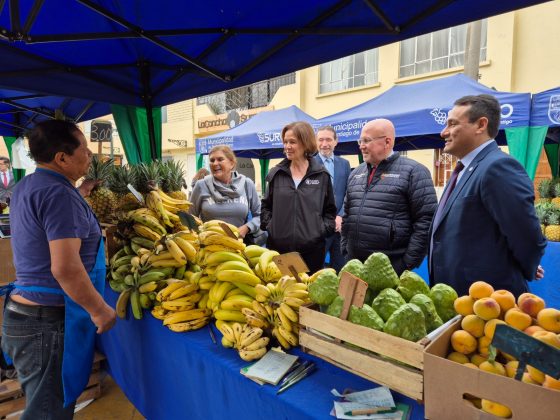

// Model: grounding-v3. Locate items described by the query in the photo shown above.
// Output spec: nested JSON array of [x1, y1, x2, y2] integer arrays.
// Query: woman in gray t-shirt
[[190, 145, 261, 240]]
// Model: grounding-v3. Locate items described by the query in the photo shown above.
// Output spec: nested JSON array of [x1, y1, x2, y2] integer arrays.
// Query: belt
[[6, 300, 65, 318]]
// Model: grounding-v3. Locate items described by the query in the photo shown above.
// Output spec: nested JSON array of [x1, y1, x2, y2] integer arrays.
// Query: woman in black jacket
[[260, 121, 337, 273]]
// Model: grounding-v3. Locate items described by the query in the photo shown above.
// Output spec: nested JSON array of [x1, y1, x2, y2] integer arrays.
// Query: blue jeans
[[325, 232, 346, 272], [2, 302, 75, 420]]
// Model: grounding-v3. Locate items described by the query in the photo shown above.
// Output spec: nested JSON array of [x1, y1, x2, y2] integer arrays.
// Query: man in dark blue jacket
[[429, 94, 546, 297], [314, 126, 351, 272]]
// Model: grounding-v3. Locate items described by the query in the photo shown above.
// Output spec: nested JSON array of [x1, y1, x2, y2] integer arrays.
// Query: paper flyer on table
[[243, 350, 298, 385], [332, 401, 401, 419], [331, 386, 395, 406]]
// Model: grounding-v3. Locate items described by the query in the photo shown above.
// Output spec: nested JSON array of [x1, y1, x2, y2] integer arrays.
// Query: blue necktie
[[325, 157, 334, 184]]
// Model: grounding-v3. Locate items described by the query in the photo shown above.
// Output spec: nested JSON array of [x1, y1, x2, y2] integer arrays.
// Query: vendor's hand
[[535, 265, 545, 280], [92, 303, 117, 334], [335, 216, 342, 233], [237, 224, 250, 239], [78, 179, 102, 197]]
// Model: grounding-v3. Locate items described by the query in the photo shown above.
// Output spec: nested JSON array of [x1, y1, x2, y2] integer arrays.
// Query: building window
[[399, 20, 487, 78], [319, 49, 379, 94], [161, 106, 168, 124]]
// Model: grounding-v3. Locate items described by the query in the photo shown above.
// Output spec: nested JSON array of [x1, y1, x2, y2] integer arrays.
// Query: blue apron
[[1, 168, 107, 407]]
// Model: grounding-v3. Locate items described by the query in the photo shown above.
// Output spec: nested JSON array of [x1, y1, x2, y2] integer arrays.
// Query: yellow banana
[[244, 314, 268, 329], [213, 281, 236, 304], [198, 292, 209, 309], [131, 213, 167, 235], [203, 244, 239, 253], [243, 336, 270, 351], [279, 302, 299, 323], [258, 250, 279, 272], [200, 234, 246, 251], [225, 288, 247, 299], [284, 296, 306, 308], [157, 190, 191, 208], [205, 251, 247, 266], [278, 276, 297, 291], [150, 259, 186, 268], [238, 347, 267, 361], [272, 327, 291, 349], [214, 309, 246, 323], [161, 301, 196, 311], [174, 230, 198, 242], [307, 268, 336, 284], [232, 282, 257, 298], [239, 326, 263, 348], [277, 308, 293, 332], [168, 283, 199, 300], [167, 317, 210, 332], [220, 296, 254, 311], [133, 224, 162, 241], [156, 281, 188, 301], [216, 270, 261, 286], [216, 322, 236, 343], [232, 322, 243, 345], [244, 245, 267, 259], [252, 300, 270, 318], [278, 325, 298, 347], [255, 284, 271, 301], [284, 283, 308, 292], [163, 308, 210, 325], [165, 238, 188, 265], [116, 289, 131, 319], [284, 290, 309, 300], [138, 281, 158, 293], [215, 260, 253, 275], [172, 236, 197, 263]]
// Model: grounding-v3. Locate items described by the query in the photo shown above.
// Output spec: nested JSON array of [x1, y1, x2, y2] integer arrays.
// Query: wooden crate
[[299, 305, 433, 401], [0, 353, 105, 417], [101, 223, 119, 265]]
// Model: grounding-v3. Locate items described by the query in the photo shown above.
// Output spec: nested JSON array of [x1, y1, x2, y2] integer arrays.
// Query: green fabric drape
[[525, 126, 549, 180], [505, 126, 529, 171], [196, 153, 204, 171], [358, 153, 364, 164], [545, 143, 559, 177], [259, 158, 270, 195], [111, 105, 162, 164], [2, 136, 25, 182]]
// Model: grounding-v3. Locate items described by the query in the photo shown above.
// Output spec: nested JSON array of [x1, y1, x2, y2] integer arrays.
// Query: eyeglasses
[[357, 135, 386, 146]]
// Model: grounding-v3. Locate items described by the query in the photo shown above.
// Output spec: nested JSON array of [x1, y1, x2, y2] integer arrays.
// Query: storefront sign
[[197, 106, 272, 133]]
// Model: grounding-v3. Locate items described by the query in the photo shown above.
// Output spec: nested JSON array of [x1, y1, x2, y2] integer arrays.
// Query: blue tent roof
[[0, 1, 548, 109], [0, 87, 110, 137], [197, 105, 317, 158], [531, 86, 560, 127], [317, 74, 531, 154]]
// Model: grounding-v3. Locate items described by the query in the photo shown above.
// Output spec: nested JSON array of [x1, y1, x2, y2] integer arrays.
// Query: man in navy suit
[[0, 156, 15, 204], [429, 94, 546, 297], [315, 126, 351, 272]]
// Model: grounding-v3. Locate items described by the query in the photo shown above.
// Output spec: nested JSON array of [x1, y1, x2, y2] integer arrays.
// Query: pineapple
[[84, 156, 118, 223], [132, 161, 162, 194], [108, 165, 140, 213], [535, 202, 552, 235], [161, 159, 188, 200], [545, 207, 560, 241], [552, 180, 560, 208], [536, 178, 553, 204]]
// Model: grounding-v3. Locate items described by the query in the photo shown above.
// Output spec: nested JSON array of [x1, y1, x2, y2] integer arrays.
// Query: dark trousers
[[2, 300, 75, 420], [300, 247, 327, 274], [325, 232, 346, 272]]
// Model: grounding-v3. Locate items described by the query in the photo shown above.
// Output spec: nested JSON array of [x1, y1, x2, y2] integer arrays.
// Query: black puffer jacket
[[341, 153, 437, 273], [260, 158, 336, 253]]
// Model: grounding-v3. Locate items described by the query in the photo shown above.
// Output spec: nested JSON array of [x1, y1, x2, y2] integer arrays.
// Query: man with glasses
[[341, 119, 437, 275], [314, 126, 351, 272]]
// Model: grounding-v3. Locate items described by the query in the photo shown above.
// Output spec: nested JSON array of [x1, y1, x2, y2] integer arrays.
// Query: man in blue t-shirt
[[2, 120, 116, 419]]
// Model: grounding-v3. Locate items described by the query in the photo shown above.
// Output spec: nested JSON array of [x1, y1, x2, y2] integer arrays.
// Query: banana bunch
[[252, 250, 283, 283], [243, 245, 267, 268], [151, 280, 212, 332], [216, 322, 270, 361], [128, 207, 167, 242], [242, 276, 310, 349], [145, 190, 191, 229], [198, 220, 246, 253]]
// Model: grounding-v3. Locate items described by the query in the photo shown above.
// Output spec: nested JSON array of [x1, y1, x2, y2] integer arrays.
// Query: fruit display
[[535, 177, 560, 241], [445, 280, 560, 416], [308, 251, 457, 342]]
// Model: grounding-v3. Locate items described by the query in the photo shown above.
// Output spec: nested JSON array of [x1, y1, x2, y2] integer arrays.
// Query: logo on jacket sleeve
[[305, 179, 320, 185]]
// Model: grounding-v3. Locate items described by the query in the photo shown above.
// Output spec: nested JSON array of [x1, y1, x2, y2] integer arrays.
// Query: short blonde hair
[[282, 121, 318, 158], [209, 145, 237, 167]]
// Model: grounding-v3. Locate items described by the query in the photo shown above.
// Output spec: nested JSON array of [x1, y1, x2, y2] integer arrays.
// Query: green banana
[[109, 280, 127, 293], [110, 247, 128, 265], [139, 293, 152, 309], [130, 290, 143, 320], [138, 270, 167, 285], [124, 274, 135, 286], [116, 289, 132, 319], [131, 236, 156, 249], [174, 265, 187, 279], [124, 244, 134, 256]]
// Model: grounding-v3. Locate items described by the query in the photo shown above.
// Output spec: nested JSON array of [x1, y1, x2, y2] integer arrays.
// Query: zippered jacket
[[341, 153, 437, 273], [260, 158, 336, 253]]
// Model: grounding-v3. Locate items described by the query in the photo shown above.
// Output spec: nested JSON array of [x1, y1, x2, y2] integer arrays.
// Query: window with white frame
[[319, 49, 379, 94], [399, 20, 487, 78]]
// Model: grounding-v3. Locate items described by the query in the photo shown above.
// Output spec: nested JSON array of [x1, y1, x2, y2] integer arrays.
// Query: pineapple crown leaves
[[85, 156, 115, 187], [547, 206, 560, 226], [132, 161, 162, 193], [537, 178, 554, 198], [160, 159, 186, 193], [107, 164, 134, 195], [535, 202, 555, 225]]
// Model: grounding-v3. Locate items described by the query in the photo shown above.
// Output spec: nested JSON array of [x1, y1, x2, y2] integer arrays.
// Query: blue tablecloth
[[97, 288, 424, 420], [413, 242, 560, 309]]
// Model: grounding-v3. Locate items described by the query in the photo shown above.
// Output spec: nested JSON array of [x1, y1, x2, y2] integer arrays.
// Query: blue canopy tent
[[0, 0, 549, 161], [316, 74, 533, 172], [529, 87, 560, 177]]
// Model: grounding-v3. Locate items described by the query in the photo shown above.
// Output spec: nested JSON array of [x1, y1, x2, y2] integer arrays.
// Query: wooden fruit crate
[[101, 223, 119, 265], [0, 352, 105, 417], [299, 305, 437, 402]]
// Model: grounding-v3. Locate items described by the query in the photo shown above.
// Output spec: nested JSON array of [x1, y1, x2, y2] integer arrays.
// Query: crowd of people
[[1, 93, 548, 418]]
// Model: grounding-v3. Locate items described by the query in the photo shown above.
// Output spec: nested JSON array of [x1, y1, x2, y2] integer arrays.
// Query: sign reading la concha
[[197, 106, 272, 134]]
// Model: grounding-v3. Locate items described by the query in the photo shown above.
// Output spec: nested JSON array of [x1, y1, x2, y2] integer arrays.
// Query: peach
[[505, 360, 519, 378], [490, 289, 516, 314], [537, 307, 560, 333], [478, 335, 492, 357], [479, 360, 506, 376], [450, 330, 477, 354], [484, 319, 507, 340], [469, 281, 494, 300], [524, 325, 545, 335], [471, 353, 488, 367], [517, 293, 545, 318], [532, 330, 560, 349], [461, 314, 486, 338], [542, 375, 560, 391], [527, 365, 545, 384], [505, 307, 532, 330], [447, 351, 470, 364], [454, 295, 475, 316], [481, 399, 512, 418], [473, 297, 501, 321]]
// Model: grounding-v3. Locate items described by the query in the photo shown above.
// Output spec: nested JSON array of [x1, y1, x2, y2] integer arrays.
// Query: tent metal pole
[[140, 62, 157, 161], [22, 0, 45, 35]]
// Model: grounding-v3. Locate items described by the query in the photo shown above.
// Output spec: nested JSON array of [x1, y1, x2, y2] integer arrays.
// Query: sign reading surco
[[197, 106, 272, 133]]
